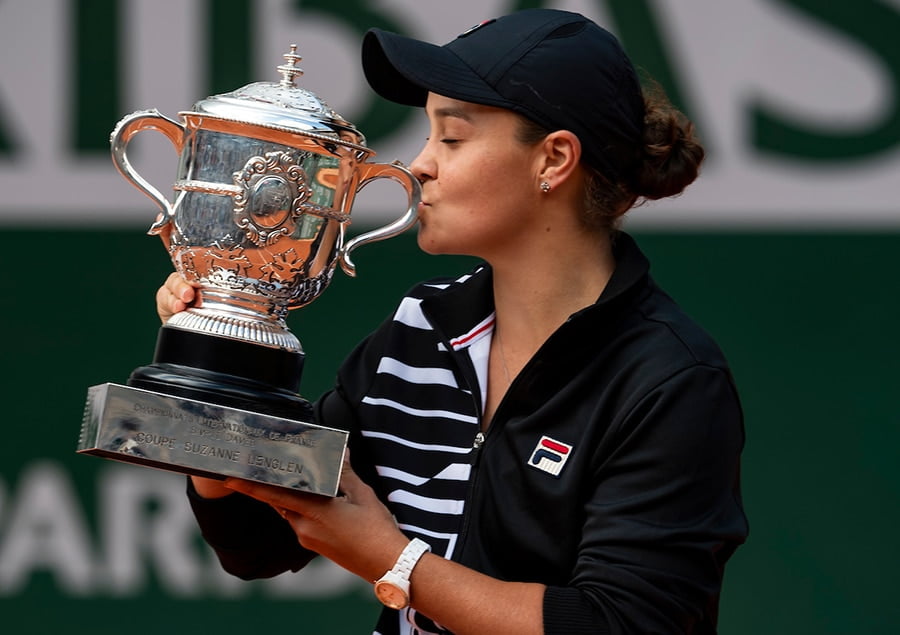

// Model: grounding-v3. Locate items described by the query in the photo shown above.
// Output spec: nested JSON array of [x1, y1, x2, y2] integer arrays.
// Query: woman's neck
[[481, 232, 614, 410], [489, 231, 615, 345]]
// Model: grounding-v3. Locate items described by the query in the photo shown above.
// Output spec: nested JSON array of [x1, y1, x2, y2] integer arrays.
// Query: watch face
[[375, 580, 409, 610]]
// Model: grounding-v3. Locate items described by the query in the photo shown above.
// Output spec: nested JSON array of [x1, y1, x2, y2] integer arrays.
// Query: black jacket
[[189, 232, 748, 634]]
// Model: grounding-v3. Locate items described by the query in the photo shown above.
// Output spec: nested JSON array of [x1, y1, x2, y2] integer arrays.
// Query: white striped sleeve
[[376, 357, 459, 387], [361, 397, 479, 425], [388, 489, 465, 515], [360, 429, 474, 453]]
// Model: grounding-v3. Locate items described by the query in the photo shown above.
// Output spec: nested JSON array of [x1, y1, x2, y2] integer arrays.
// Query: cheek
[[437, 144, 535, 217], [489, 148, 535, 188], [459, 155, 521, 200]]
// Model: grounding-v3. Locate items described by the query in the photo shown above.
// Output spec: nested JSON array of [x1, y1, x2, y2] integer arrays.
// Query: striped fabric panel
[[375, 357, 461, 387], [356, 272, 488, 563], [361, 397, 479, 425]]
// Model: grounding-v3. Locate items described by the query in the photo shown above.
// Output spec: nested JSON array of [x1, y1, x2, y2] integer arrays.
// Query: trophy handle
[[110, 109, 185, 238], [339, 160, 421, 277]]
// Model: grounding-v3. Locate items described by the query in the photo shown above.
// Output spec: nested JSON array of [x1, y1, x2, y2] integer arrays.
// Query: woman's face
[[408, 93, 546, 260]]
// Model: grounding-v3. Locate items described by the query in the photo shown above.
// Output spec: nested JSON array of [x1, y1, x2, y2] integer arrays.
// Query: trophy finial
[[277, 44, 304, 87]]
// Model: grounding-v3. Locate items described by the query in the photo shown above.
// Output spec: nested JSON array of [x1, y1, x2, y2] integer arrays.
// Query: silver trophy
[[78, 46, 420, 496]]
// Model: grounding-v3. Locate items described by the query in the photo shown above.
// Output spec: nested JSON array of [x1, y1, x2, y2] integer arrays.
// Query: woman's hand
[[157, 273, 223, 497], [156, 271, 198, 324], [226, 455, 546, 634], [190, 475, 235, 499], [224, 455, 409, 582]]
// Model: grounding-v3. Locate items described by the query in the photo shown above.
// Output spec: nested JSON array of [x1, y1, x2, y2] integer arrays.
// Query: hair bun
[[628, 87, 705, 200]]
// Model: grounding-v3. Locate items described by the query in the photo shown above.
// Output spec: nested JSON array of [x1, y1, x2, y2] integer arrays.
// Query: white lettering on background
[[0, 461, 363, 598], [0, 462, 95, 593]]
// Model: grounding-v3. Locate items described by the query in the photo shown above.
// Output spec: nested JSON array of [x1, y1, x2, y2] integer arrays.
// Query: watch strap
[[373, 537, 431, 608], [390, 537, 431, 579]]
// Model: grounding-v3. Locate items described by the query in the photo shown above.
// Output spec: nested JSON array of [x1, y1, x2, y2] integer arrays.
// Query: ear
[[536, 130, 582, 190]]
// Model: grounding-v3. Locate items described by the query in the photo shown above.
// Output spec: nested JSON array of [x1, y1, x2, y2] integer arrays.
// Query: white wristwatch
[[373, 538, 431, 609]]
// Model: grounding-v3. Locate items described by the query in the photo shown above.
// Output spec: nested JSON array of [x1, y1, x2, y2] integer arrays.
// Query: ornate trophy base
[[78, 328, 347, 497]]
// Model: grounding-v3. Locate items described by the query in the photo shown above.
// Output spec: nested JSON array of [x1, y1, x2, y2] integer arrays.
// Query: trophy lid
[[189, 45, 367, 147]]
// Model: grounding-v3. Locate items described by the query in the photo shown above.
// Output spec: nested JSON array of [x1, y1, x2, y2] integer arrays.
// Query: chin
[[416, 227, 442, 255], [416, 238, 443, 256], [416, 226, 477, 257]]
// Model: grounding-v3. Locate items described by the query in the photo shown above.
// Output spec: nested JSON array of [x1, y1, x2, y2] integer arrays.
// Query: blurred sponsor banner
[[1, 0, 898, 229]]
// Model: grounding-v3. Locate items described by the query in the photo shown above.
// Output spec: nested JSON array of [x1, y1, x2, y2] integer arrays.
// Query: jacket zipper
[[454, 429, 485, 560], [454, 355, 534, 560]]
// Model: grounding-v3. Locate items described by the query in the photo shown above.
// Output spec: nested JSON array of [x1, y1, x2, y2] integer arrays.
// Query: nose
[[409, 142, 435, 184]]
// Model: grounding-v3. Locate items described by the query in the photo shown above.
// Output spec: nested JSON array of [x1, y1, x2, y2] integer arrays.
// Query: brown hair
[[516, 82, 705, 235]]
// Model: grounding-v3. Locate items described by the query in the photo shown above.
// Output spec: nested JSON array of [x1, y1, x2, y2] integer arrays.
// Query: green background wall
[[0, 228, 897, 634], [2, 0, 899, 632]]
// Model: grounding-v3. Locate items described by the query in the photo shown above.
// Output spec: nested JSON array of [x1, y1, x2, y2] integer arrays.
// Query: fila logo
[[528, 436, 573, 477]]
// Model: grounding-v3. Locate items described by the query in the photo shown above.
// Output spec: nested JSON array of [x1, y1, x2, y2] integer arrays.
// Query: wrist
[[373, 537, 431, 610]]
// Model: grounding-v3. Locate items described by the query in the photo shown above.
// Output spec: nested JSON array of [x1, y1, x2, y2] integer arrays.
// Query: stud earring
[[540, 181, 551, 193]]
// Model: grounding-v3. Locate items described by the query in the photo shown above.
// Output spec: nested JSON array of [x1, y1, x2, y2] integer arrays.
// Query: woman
[[158, 9, 747, 634]]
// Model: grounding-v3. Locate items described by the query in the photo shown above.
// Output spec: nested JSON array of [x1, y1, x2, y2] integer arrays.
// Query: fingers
[[190, 476, 234, 500], [155, 284, 176, 324], [337, 451, 369, 501], [227, 474, 404, 579], [273, 505, 296, 523], [224, 478, 320, 515], [167, 272, 197, 306], [156, 272, 196, 324]]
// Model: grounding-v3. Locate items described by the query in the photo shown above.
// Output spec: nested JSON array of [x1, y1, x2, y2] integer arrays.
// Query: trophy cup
[[78, 46, 420, 496]]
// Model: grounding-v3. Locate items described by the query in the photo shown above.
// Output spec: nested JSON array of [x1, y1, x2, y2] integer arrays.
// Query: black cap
[[362, 9, 645, 180]]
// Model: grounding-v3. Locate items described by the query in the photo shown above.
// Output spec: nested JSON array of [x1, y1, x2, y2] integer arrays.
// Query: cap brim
[[362, 29, 513, 110]]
